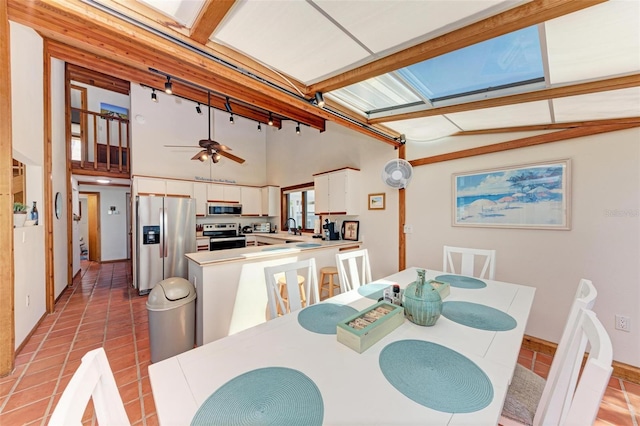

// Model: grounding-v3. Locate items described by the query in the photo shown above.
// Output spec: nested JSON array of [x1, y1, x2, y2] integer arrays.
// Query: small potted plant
[[13, 202, 28, 227]]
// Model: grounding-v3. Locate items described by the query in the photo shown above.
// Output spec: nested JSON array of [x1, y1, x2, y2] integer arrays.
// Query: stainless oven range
[[203, 223, 246, 251]]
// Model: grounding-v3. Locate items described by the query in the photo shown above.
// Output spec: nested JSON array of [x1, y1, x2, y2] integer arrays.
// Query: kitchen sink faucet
[[286, 218, 298, 235]]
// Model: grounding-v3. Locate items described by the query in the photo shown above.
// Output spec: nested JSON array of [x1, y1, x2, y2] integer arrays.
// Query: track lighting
[[268, 112, 273, 126], [151, 89, 158, 102], [296, 123, 301, 135], [196, 103, 202, 114], [224, 97, 232, 113], [314, 92, 325, 108], [164, 76, 173, 95], [257, 122, 262, 132], [229, 114, 235, 124]]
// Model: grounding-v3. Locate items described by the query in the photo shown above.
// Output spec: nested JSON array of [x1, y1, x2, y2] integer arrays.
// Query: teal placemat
[[435, 274, 487, 289], [379, 340, 493, 413], [357, 283, 391, 300], [191, 367, 323, 426], [298, 303, 358, 334], [442, 301, 517, 331]]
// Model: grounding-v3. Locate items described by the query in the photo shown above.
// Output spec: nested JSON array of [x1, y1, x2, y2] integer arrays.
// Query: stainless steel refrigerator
[[135, 195, 196, 295]]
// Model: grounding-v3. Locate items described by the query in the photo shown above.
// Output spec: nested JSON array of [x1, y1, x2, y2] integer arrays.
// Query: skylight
[[329, 26, 545, 116]]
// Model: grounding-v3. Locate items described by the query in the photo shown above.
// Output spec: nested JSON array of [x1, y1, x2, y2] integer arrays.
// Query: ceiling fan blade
[[218, 150, 245, 164]]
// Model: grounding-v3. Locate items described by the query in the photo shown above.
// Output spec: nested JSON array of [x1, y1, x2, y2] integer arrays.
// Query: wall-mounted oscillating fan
[[381, 159, 413, 189]]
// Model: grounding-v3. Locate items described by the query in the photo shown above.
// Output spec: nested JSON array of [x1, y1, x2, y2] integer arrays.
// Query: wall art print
[[453, 159, 571, 230]]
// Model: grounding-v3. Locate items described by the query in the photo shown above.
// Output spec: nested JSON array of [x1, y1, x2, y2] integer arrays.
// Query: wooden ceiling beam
[[369, 73, 640, 124], [67, 63, 129, 95], [410, 122, 640, 167], [452, 117, 640, 136], [190, 0, 236, 44], [308, 0, 606, 95]]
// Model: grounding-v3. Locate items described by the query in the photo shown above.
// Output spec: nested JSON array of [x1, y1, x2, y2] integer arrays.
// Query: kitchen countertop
[[186, 237, 359, 266]]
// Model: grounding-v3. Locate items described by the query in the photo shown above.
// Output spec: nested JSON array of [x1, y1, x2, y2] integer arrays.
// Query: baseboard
[[14, 312, 48, 356], [100, 258, 128, 264], [522, 334, 640, 384]]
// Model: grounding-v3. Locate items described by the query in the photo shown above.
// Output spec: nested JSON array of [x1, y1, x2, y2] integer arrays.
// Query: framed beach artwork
[[100, 103, 129, 120], [452, 159, 571, 230], [368, 193, 385, 210]]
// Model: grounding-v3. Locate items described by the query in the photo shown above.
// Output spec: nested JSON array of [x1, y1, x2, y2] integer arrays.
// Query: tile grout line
[[619, 380, 639, 426]]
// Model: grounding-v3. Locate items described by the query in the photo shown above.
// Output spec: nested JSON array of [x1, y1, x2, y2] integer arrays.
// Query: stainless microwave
[[207, 202, 242, 216]]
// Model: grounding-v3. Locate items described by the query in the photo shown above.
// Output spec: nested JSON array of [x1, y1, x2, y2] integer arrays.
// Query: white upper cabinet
[[240, 186, 262, 216], [166, 180, 193, 198], [135, 177, 166, 196], [313, 168, 360, 215], [207, 184, 241, 203], [261, 186, 280, 217], [193, 182, 208, 217]]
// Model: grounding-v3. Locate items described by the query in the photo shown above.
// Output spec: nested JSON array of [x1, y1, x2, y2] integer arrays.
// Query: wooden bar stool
[[277, 275, 306, 315], [319, 266, 340, 300]]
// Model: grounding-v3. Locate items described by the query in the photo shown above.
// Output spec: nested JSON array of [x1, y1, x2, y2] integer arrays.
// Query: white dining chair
[[49, 347, 129, 426], [500, 279, 608, 426], [442, 245, 496, 280], [264, 258, 319, 319], [335, 248, 372, 292]]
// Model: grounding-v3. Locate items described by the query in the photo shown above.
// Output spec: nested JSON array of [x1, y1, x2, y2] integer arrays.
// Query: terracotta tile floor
[[0, 260, 638, 425]]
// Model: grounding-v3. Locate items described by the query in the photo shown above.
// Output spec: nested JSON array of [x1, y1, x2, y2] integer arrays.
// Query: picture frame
[[368, 193, 385, 210], [342, 220, 360, 241], [100, 103, 129, 120], [453, 159, 571, 230]]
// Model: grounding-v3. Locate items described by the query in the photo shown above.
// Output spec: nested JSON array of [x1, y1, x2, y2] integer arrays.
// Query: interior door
[[87, 193, 101, 262]]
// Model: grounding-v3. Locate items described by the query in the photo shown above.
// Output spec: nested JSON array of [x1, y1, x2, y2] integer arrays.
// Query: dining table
[[149, 267, 535, 425]]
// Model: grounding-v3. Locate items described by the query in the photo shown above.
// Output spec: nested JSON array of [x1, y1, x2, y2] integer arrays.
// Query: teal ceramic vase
[[403, 269, 442, 326]]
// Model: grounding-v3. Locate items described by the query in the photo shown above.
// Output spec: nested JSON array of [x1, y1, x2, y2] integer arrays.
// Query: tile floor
[[0, 260, 638, 425]]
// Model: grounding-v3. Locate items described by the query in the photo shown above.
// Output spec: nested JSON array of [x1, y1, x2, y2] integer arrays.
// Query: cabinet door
[[328, 171, 347, 214], [241, 186, 262, 216], [314, 174, 330, 214], [166, 180, 193, 197], [261, 186, 280, 217], [193, 183, 208, 217], [223, 185, 241, 203], [136, 178, 166, 196], [207, 184, 224, 201]]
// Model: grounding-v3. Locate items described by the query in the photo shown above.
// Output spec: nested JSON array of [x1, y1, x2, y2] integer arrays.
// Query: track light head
[[296, 123, 301, 135], [229, 114, 235, 124], [268, 112, 273, 126], [314, 92, 325, 108], [196, 103, 202, 114], [257, 122, 262, 132], [164, 77, 172, 95], [151, 90, 158, 102]]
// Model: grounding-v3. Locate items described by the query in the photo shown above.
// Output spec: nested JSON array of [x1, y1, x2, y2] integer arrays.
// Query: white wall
[[405, 128, 640, 366], [10, 22, 46, 349], [78, 185, 130, 261], [51, 58, 69, 298], [129, 85, 267, 185], [266, 120, 400, 280]]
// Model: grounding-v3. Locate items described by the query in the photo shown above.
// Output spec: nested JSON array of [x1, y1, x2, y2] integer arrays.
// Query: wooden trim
[[65, 63, 74, 287], [99, 258, 128, 264], [190, 0, 235, 44], [398, 144, 406, 271], [77, 181, 130, 188], [67, 63, 129, 95], [522, 335, 640, 385], [369, 73, 640, 124], [338, 245, 362, 252], [44, 41, 55, 314], [0, 0, 16, 377], [312, 167, 361, 176], [280, 182, 314, 192], [453, 117, 640, 136], [409, 123, 640, 167], [316, 212, 347, 216]]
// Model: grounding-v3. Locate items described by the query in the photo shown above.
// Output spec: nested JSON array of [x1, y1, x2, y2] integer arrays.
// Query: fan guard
[[381, 159, 413, 189]]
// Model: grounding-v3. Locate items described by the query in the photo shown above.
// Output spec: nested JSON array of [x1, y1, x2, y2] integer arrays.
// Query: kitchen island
[[186, 236, 361, 345]]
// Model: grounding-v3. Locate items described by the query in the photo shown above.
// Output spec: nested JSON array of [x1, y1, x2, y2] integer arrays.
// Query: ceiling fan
[[164, 92, 245, 164]]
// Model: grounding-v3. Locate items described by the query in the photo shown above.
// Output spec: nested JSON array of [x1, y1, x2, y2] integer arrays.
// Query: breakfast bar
[[186, 238, 362, 345], [150, 268, 535, 425]]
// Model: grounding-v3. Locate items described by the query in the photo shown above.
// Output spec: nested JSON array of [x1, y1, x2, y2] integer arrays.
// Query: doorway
[[81, 192, 101, 262]]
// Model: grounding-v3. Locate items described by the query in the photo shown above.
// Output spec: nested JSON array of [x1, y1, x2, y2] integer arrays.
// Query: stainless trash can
[[146, 277, 196, 363]]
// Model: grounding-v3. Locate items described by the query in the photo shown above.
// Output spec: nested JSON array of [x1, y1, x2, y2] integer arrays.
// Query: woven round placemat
[[435, 274, 487, 289], [297, 303, 358, 334], [357, 283, 391, 300], [379, 340, 493, 413], [442, 301, 517, 331], [190, 367, 323, 426]]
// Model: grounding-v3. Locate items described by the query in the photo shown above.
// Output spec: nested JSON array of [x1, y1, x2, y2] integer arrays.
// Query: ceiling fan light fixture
[[151, 89, 158, 102], [164, 76, 172, 95], [314, 92, 325, 108]]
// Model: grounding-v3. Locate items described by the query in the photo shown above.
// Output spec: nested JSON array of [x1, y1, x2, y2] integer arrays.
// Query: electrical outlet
[[403, 224, 413, 234], [615, 314, 630, 332]]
